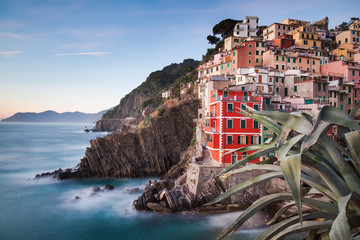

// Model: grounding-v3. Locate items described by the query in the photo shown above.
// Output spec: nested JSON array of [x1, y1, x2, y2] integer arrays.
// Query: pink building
[[320, 60, 360, 103]]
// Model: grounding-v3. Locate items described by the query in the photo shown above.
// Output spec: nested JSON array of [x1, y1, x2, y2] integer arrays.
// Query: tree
[[212, 19, 240, 39], [207, 101, 360, 240], [207, 35, 220, 45], [337, 22, 349, 31]]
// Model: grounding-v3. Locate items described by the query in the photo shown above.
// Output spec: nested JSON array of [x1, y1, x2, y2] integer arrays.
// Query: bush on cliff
[[207, 102, 360, 239]]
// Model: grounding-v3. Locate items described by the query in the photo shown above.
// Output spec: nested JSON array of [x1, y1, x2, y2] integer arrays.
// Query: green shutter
[[246, 136, 249, 144], [254, 120, 258, 129], [241, 119, 246, 128], [254, 104, 259, 110], [251, 136, 254, 144], [238, 136, 241, 144], [259, 136, 261, 144]]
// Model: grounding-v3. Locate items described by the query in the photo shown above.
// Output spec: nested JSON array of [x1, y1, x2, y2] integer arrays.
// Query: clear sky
[[1, 0, 359, 119]]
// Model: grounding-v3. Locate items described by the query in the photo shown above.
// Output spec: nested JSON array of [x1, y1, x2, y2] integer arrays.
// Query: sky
[[1, 0, 359, 119]]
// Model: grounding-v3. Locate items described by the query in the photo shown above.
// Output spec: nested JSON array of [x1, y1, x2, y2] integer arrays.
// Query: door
[[231, 154, 237, 164]]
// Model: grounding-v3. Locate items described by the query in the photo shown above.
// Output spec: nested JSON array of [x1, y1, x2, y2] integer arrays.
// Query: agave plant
[[206, 101, 360, 240]]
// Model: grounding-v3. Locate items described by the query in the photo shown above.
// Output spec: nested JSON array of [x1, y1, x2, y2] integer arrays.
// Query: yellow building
[[336, 30, 360, 45], [332, 43, 359, 61], [349, 19, 360, 30], [288, 26, 321, 49], [281, 18, 310, 27]]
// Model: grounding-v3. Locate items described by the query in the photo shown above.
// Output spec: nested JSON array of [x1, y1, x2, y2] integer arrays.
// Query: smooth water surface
[[0, 123, 262, 240]]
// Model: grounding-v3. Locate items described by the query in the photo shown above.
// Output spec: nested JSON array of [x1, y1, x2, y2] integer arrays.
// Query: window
[[254, 104, 259, 110], [282, 65, 285, 70], [256, 59, 259, 63], [282, 56, 285, 62], [249, 44, 252, 48], [233, 59, 235, 64], [276, 65, 279, 69], [241, 104, 246, 110], [234, 39, 239, 42], [293, 58, 296, 63], [256, 50, 259, 55], [276, 56, 279, 61], [330, 92, 332, 97], [249, 51, 252, 56], [285, 88, 288, 96], [299, 58, 302, 63], [287, 58, 290, 62], [277, 87, 279, 92], [313, 60, 315, 65], [304, 40, 308, 45], [248, 60, 251, 64], [307, 59, 310, 64], [256, 42, 259, 47], [224, 91, 228, 98], [282, 78, 284, 83], [227, 103, 233, 112], [254, 120, 259, 129], [349, 87, 351, 93], [294, 86, 297, 92], [323, 96, 326, 103], [348, 98, 351, 104], [340, 105, 343, 110], [353, 70, 355, 76], [227, 135, 233, 144], [241, 119, 246, 128], [227, 119, 233, 128], [276, 77, 278, 83], [233, 51, 235, 56], [238, 136, 241, 144], [231, 154, 237, 164], [318, 84, 321, 91], [340, 95, 343, 101]]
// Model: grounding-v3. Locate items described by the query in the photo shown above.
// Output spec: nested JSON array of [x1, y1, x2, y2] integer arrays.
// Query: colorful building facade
[[204, 89, 262, 166]]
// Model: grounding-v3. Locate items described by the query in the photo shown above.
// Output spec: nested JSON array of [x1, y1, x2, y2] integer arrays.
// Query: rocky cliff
[[43, 99, 199, 179], [93, 59, 199, 132]]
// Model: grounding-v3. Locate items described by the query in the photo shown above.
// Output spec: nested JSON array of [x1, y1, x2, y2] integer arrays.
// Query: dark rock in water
[[146, 202, 172, 213], [126, 187, 140, 193], [90, 186, 102, 193], [104, 184, 115, 190], [84, 129, 90, 132], [74, 196, 81, 200]]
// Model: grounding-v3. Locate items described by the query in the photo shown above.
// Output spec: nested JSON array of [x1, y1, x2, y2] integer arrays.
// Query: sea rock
[[90, 186, 102, 193], [146, 202, 172, 213], [73, 196, 81, 200], [104, 184, 115, 190]]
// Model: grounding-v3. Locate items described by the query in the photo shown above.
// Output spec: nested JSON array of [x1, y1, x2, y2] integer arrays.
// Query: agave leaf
[[300, 174, 338, 202], [237, 108, 280, 135], [221, 143, 274, 157], [267, 202, 296, 225], [256, 212, 337, 240], [278, 134, 305, 160], [301, 112, 314, 124], [216, 193, 295, 240], [301, 197, 339, 213], [217, 146, 278, 177], [291, 111, 314, 125], [206, 172, 284, 206], [301, 122, 330, 153], [329, 193, 353, 240], [226, 164, 282, 176], [319, 136, 360, 195], [269, 220, 333, 240], [345, 131, 360, 171], [251, 110, 312, 135], [277, 125, 291, 147], [318, 105, 360, 131], [302, 154, 351, 198], [281, 154, 302, 222]]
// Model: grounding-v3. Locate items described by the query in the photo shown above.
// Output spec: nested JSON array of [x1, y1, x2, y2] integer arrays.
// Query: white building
[[162, 91, 173, 98], [235, 67, 275, 94], [233, 16, 259, 38]]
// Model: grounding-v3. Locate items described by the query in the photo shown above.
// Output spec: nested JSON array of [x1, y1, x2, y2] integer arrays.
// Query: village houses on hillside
[[193, 16, 360, 167]]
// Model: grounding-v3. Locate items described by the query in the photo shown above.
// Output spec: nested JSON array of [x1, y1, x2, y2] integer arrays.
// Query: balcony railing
[[217, 96, 261, 102]]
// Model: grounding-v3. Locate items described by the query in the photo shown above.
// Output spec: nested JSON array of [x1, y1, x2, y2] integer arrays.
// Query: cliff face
[[57, 99, 199, 179], [93, 59, 199, 132]]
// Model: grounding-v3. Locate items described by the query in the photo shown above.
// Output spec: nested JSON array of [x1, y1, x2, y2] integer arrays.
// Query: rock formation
[[41, 99, 199, 179]]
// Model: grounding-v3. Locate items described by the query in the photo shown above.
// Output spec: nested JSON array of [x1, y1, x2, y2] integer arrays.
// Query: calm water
[[0, 123, 263, 240]]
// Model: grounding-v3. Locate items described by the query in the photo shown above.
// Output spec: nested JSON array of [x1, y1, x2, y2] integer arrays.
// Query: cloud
[[55, 52, 110, 56], [0, 31, 29, 39], [0, 51, 22, 57]]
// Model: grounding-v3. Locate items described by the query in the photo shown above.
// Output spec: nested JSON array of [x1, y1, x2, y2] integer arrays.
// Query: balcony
[[217, 96, 261, 102]]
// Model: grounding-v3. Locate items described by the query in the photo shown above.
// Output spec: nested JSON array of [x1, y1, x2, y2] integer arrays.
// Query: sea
[[0, 122, 264, 240]]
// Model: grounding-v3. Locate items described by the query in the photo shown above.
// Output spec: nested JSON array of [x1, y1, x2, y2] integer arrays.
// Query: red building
[[273, 34, 295, 49], [204, 89, 263, 165], [231, 40, 266, 73]]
